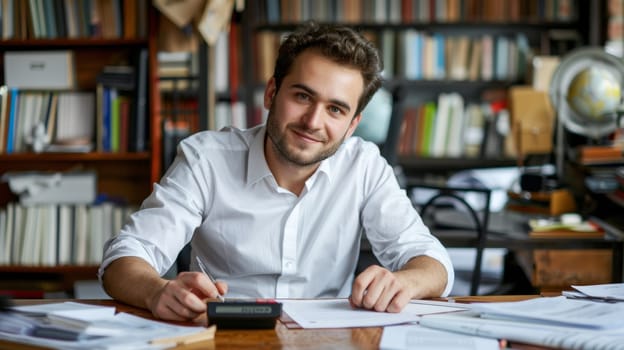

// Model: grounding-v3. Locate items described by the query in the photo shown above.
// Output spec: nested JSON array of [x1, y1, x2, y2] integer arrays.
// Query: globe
[[566, 66, 622, 122], [354, 88, 392, 144]]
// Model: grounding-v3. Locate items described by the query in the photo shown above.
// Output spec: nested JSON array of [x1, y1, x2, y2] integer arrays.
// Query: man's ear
[[345, 113, 363, 138], [264, 77, 277, 109]]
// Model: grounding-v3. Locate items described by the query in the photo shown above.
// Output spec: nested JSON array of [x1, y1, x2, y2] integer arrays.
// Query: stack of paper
[[0, 302, 212, 349], [418, 296, 624, 350]]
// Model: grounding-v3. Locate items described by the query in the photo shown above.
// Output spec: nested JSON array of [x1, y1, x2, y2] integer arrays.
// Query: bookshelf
[[242, 0, 604, 179], [0, 0, 161, 296]]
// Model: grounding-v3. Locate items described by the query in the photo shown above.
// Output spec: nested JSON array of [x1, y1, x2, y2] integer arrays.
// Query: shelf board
[[0, 38, 148, 48], [255, 21, 580, 32], [0, 265, 99, 273], [0, 152, 151, 162], [399, 156, 517, 173]]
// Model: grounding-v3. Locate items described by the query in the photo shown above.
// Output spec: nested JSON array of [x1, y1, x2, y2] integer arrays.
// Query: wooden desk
[[1, 296, 545, 350], [429, 210, 624, 285]]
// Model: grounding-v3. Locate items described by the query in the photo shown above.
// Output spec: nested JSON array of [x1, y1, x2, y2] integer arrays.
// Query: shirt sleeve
[[359, 153, 455, 297], [98, 140, 209, 280]]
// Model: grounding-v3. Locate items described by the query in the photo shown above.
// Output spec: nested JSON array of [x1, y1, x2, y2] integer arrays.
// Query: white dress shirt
[[99, 125, 454, 298]]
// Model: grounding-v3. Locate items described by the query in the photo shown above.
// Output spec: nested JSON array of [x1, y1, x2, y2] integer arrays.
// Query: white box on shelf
[[1, 171, 96, 205], [4, 51, 76, 90]]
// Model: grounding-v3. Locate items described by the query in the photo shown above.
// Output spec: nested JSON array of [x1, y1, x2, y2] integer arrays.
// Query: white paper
[[12, 301, 114, 316], [572, 283, 624, 301], [470, 296, 624, 329], [380, 324, 499, 350], [280, 299, 467, 329]]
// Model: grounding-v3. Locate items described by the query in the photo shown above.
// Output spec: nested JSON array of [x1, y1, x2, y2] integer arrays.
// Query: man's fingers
[[386, 290, 411, 313], [178, 272, 225, 302], [351, 265, 412, 313], [350, 266, 377, 307]]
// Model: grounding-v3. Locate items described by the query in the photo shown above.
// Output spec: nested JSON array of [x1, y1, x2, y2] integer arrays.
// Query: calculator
[[207, 300, 282, 329]]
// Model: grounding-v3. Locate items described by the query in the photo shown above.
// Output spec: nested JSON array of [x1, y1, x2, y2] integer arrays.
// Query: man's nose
[[301, 103, 324, 128]]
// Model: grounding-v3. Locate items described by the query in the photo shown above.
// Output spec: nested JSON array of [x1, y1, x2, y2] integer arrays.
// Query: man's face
[[264, 49, 364, 167]]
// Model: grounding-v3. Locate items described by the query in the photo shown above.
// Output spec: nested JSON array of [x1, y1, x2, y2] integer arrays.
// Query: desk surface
[[1, 296, 547, 350]]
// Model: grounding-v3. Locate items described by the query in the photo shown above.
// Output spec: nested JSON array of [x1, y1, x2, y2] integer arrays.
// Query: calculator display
[[214, 305, 274, 314]]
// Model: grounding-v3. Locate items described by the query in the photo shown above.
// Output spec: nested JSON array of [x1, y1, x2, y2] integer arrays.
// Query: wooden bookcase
[[0, 1, 162, 296], [242, 0, 603, 177]]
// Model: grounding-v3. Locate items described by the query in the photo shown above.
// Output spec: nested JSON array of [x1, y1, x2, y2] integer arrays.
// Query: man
[[100, 22, 453, 322]]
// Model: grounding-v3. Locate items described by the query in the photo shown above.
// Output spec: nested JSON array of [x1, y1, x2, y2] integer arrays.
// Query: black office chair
[[411, 183, 492, 296]]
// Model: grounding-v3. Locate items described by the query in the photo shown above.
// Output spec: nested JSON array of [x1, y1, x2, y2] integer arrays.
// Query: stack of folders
[[0, 301, 214, 349], [419, 284, 624, 350]]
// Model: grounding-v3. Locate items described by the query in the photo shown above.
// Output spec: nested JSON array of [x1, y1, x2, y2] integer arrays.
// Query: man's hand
[[148, 272, 228, 321], [349, 256, 448, 313], [349, 265, 411, 313]]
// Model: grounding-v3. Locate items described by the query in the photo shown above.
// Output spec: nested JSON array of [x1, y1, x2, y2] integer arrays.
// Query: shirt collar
[[247, 126, 272, 185], [246, 125, 334, 187]]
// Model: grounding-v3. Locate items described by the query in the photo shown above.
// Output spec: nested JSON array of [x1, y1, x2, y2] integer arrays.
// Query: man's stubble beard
[[265, 106, 346, 167]]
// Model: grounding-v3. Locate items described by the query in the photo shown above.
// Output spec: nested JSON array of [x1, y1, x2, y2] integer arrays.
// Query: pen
[[195, 255, 225, 302]]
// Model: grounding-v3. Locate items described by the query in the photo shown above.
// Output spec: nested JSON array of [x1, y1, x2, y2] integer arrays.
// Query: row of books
[[0, 202, 136, 267], [257, 0, 577, 24], [254, 31, 531, 83], [0, 89, 94, 154], [0, 86, 146, 154], [387, 31, 531, 81], [160, 97, 200, 169], [397, 92, 507, 158], [157, 51, 199, 92], [0, 0, 149, 40]]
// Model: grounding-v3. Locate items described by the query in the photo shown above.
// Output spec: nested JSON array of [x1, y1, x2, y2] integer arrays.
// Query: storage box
[[2, 171, 96, 205], [4, 51, 76, 90], [507, 86, 556, 157]]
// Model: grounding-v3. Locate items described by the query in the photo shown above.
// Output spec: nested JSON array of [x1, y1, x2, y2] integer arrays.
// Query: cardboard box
[[4, 51, 76, 90], [506, 86, 555, 157]]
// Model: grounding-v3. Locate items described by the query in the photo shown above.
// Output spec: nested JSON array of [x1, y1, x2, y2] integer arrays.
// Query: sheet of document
[[12, 301, 115, 316], [280, 299, 467, 329], [469, 296, 624, 329], [572, 282, 624, 301], [419, 311, 624, 350], [380, 324, 500, 350]]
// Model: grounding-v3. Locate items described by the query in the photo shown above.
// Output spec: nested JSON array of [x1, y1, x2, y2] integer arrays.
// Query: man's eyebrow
[[290, 83, 352, 113]]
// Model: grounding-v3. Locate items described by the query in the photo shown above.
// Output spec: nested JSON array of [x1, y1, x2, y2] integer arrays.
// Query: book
[[131, 48, 148, 152], [528, 218, 604, 239], [54, 91, 95, 148], [0, 86, 8, 153], [6, 87, 19, 153]]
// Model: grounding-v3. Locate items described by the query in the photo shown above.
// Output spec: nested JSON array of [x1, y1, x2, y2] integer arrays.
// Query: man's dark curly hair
[[272, 22, 383, 117]]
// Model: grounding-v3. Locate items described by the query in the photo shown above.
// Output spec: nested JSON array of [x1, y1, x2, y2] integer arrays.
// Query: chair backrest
[[413, 183, 492, 296]]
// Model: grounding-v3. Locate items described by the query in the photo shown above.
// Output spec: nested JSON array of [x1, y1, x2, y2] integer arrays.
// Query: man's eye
[[329, 106, 343, 114], [296, 93, 310, 101]]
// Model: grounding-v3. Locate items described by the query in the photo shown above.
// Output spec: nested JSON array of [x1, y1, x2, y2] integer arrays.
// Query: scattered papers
[[1, 302, 211, 350], [380, 324, 499, 350], [470, 296, 624, 329], [280, 299, 467, 329]]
